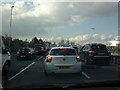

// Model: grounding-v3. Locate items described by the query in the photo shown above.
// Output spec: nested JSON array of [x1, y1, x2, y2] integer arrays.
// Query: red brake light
[[46, 56, 52, 62], [22, 48, 26, 49], [108, 51, 111, 53], [28, 52, 32, 54], [17, 52, 20, 54], [76, 56, 80, 62], [88, 51, 95, 54]]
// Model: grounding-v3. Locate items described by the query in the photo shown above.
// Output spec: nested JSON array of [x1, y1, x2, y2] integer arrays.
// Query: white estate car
[[0, 37, 11, 75], [44, 47, 82, 74]]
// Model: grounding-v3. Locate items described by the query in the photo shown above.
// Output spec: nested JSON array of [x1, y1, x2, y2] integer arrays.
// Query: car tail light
[[76, 56, 80, 62], [88, 51, 95, 54], [108, 51, 111, 54], [17, 52, 20, 54], [28, 52, 32, 54], [46, 56, 52, 62]]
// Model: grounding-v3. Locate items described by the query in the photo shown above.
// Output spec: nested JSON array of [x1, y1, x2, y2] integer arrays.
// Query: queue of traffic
[[1, 36, 112, 76]]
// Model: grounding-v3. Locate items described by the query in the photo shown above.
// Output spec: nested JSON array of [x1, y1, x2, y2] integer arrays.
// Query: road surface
[[2, 53, 120, 89]]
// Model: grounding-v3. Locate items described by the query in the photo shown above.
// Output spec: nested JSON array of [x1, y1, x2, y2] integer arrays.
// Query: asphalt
[[2, 54, 120, 89]]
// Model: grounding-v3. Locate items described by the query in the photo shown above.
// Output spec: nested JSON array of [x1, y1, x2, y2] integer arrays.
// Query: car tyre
[[29, 56, 32, 60], [105, 62, 110, 65], [84, 57, 89, 65], [2, 62, 10, 75], [17, 57, 20, 60], [44, 69, 53, 76], [44, 70, 49, 76]]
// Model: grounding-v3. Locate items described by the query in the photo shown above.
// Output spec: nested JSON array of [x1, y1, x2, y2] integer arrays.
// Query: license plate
[[57, 66, 71, 69], [21, 56, 26, 57], [98, 53, 105, 55]]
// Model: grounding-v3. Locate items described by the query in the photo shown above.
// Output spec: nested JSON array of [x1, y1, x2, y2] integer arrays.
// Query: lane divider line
[[8, 62, 35, 81], [38, 56, 44, 60], [82, 72, 91, 79]]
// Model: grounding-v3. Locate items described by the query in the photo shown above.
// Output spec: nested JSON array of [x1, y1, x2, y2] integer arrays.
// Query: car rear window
[[35, 47, 44, 50], [50, 48, 76, 55], [19, 49, 30, 52], [91, 45, 108, 50]]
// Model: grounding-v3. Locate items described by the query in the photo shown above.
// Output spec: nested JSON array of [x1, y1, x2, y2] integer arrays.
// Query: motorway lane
[[6, 56, 86, 88], [2, 54, 41, 88], [9, 53, 38, 77], [3, 54, 120, 89]]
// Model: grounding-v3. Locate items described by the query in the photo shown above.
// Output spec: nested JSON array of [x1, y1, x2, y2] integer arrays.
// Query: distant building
[[107, 36, 120, 46], [59, 40, 65, 46], [71, 42, 75, 46]]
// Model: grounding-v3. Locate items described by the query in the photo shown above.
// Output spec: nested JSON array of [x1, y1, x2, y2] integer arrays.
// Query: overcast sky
[[1, 0, 119, 44]]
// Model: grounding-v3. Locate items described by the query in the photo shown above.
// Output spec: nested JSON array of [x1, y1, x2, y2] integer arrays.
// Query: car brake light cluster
[[108, 51, 111, 53], [17, 52, 20, 54], [88, 51, 95, 54], [28, 52, 32, 54], [76, 56, 80, 62], [46, 56, 52, 62]]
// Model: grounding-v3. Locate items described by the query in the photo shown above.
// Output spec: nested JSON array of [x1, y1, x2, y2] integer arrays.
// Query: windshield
[[1, 1, 119, 89], [50, 49, 76, 55], [19, 49, 30, 52]]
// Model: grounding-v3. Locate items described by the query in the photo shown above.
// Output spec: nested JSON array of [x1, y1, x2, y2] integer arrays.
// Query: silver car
[[44, 47, 82, 74]]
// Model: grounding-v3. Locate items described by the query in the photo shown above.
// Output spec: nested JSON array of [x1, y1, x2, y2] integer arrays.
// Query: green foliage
[[2, 35, 46, 52], [107, 46, 120, 54], [2, 35, 12, 49]]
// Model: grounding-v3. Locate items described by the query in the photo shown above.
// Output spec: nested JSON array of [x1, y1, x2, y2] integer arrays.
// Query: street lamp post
[[90, 28, 95, 43], [9, 6, 14, 51]]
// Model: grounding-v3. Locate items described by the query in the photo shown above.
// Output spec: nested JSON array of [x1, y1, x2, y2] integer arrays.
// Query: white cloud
[[2, 1, 118, 38], [42, 34, 115, 45], [2, 0, 120, 2]]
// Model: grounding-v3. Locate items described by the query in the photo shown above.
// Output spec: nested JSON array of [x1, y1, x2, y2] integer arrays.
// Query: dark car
[[79, 43, 111, 65], [16, 47, 35, 60], [34, 47, 46, 56]]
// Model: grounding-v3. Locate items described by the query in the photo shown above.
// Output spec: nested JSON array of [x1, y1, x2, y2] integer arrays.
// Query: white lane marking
[[38, 56, 43, 60], [82, 72, 91, 79], [8, 62, 35, 81]]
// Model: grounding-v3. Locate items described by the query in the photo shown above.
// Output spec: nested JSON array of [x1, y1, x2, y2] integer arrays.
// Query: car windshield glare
[[50, 49, 76, 55]]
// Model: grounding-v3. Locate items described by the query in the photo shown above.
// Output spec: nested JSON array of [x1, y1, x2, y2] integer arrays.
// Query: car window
[[19, 49, 30, 52], [82, 45, 89, 51], [91, 45, 108, 50], [50, 49, 76, 55], [35, 47, 43, 50]]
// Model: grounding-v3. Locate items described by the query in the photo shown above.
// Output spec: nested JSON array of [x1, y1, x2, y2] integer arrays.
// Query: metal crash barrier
[[111, 55, 120, 65]]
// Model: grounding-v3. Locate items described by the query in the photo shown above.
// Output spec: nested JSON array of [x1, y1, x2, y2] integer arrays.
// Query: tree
[[29, 37, 39, 47], [12, 39, 24, 51], [2, 35, 12, 49]]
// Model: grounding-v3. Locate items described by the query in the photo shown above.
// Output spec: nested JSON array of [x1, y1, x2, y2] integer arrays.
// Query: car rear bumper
[[44, 62, 82, 73], [16, 54, 32, 59], [89, 55, 111, 64]]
